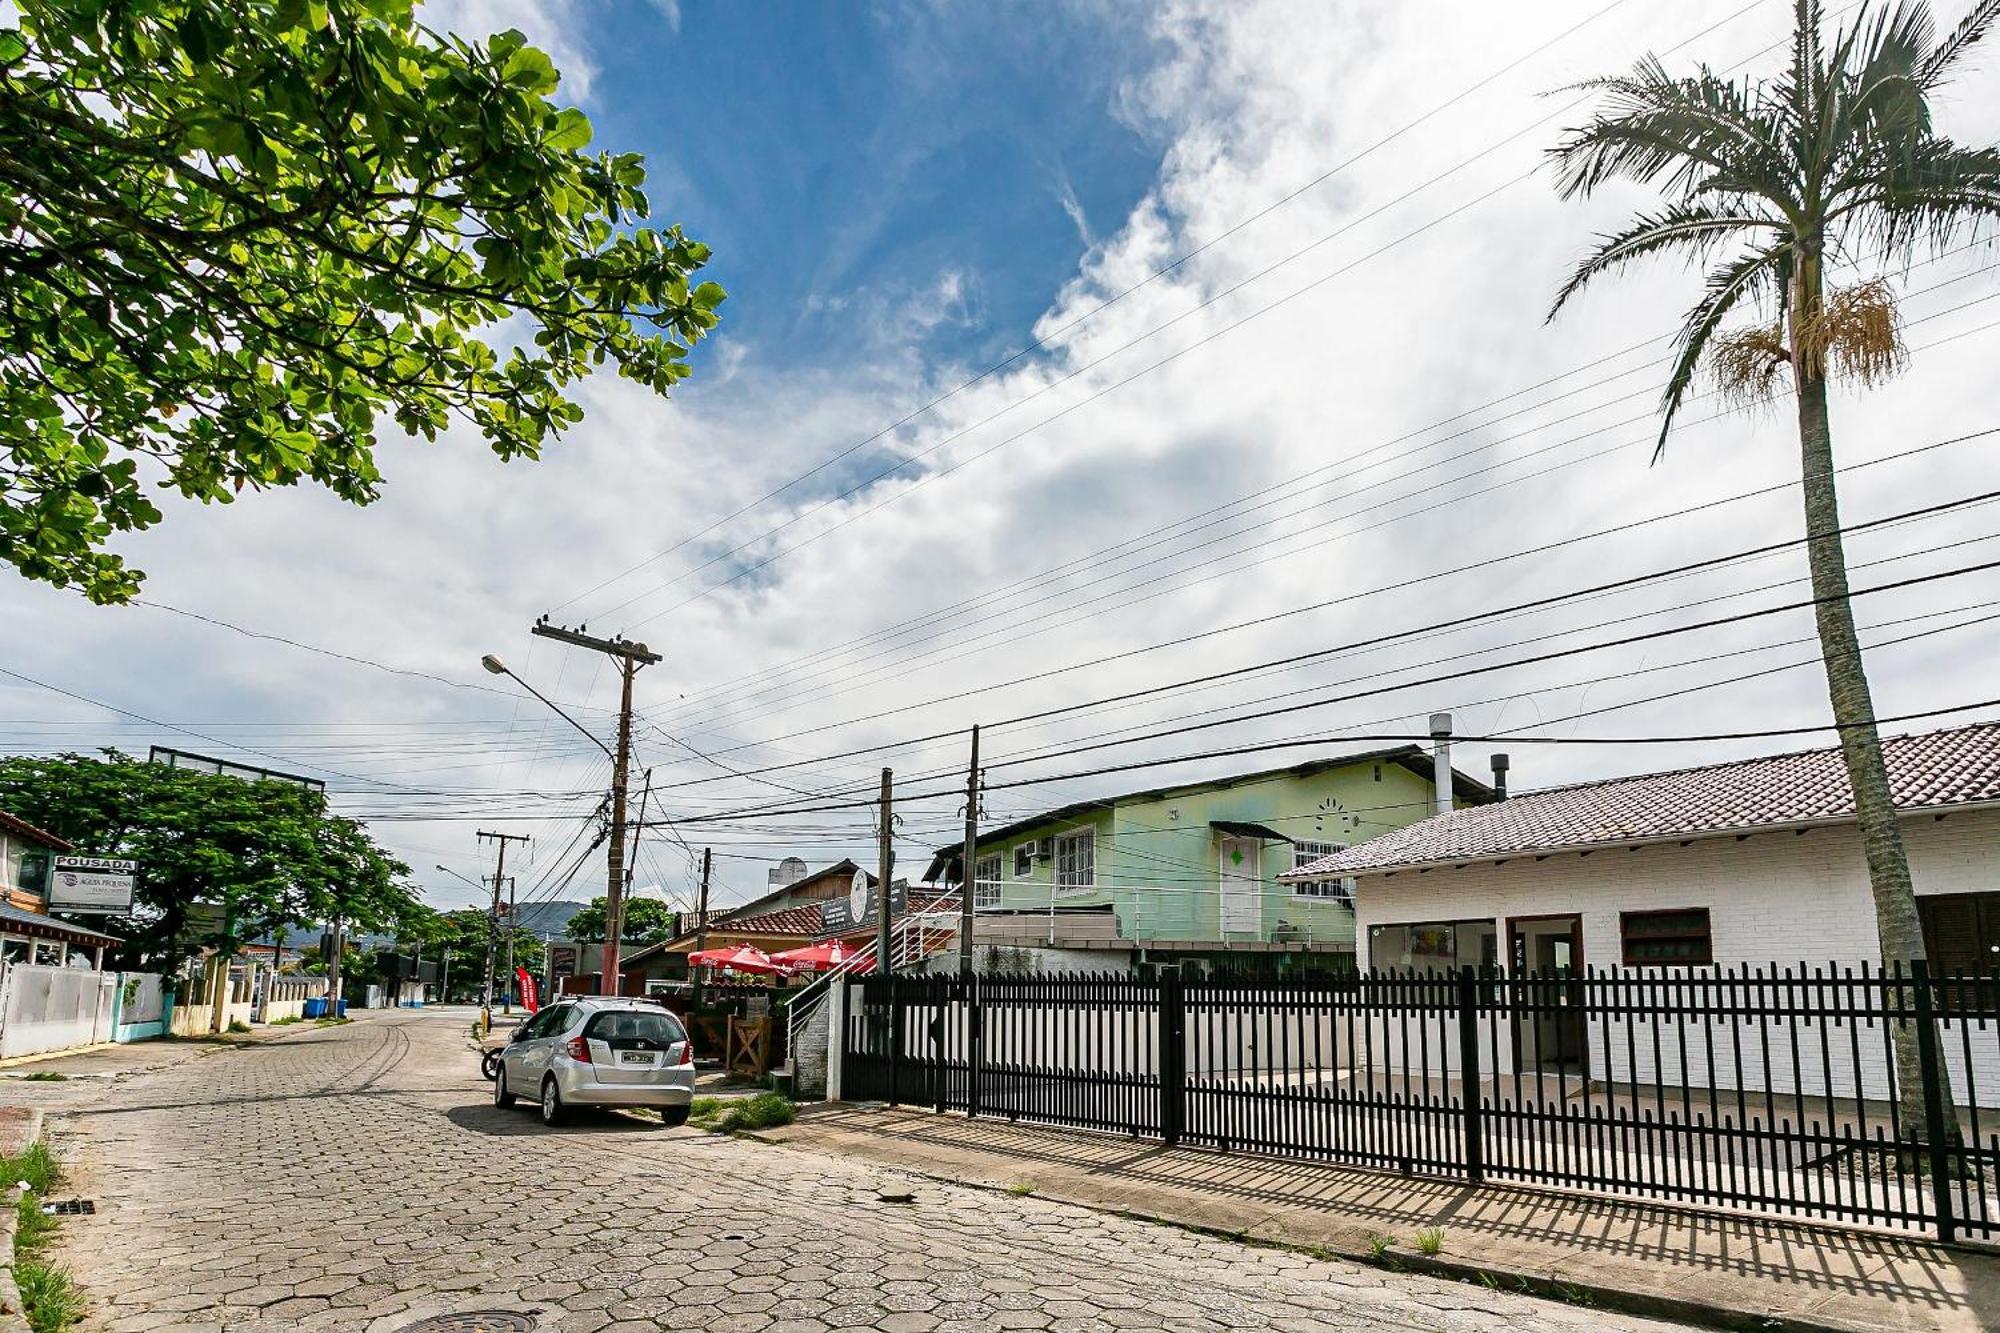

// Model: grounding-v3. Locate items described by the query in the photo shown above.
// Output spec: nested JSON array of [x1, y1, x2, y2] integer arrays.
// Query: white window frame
[[1290, 840, 1354, 904], [1054, 830, 1095, 895], [1012, 844, 1034, 877], [973, 854, 1003, 910], [31, 940, 62, 967]]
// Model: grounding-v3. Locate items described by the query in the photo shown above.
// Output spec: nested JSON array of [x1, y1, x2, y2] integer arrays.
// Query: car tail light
[[564, 1034, 591, 1063], [674, 1039, 694, 1068]]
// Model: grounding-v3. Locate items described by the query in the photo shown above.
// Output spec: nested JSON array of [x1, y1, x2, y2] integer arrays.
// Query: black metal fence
[[842, 963, 2000, 1243]]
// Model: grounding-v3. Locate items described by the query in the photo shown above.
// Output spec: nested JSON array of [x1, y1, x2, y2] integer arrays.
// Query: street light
[[480, 653, 612, 758]]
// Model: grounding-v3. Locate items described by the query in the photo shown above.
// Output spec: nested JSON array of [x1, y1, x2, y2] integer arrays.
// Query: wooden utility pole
[[692, 847, 712, 1006], [501, 875, 517, 1013], [476, 830, 530, 1033], [530, 620, 660, 997], [958, 725, 981, 974], [876, 769, 894, 970]]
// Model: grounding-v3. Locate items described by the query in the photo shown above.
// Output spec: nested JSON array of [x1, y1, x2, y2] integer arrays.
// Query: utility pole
[[531, 619, 660, 998], [692, 847, 712, 1007], [958, 725, 981, 975], [876, 768, 894, 971], [476, 830, 530, 1034], [501, 875, 517, 1013]]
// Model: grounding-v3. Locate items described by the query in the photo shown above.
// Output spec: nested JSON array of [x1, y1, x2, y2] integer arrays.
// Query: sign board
[[550, 944, 578, 977], [47, 856, 137, 914], [148, 746, 326, 793], [819, 876, 907, 933]]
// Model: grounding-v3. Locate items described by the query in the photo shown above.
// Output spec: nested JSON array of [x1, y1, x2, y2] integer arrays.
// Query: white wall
[[0, 964, 116, 1058], [1352, 808, 2000, 1102]]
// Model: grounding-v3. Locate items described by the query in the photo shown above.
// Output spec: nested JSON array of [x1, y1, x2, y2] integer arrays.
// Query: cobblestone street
[[21, 1010, 1691, 1332]]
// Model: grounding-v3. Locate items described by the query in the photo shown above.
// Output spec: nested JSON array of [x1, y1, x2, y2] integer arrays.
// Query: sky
[[7, 0, 2000, 921]]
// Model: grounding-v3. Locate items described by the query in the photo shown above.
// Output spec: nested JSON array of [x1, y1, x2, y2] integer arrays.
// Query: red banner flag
[[515, 967, 539, 1013]]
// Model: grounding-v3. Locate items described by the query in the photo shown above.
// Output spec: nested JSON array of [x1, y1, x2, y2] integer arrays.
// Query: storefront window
[[1368, 920, 1498, 976]]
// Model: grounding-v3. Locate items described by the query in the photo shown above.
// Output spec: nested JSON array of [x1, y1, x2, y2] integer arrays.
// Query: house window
[[31, 941, 62, 967], [0, 939, 24, 963], [1013, 845, 1034, 877], [1918, 893, 2000, 1009], [1055, 830, 1094, 894], [1369, 920, 1497, 976], [1620, 908, 1713, 966], [974, 855, 1002, 911], [1290, 842, 1353, 904]]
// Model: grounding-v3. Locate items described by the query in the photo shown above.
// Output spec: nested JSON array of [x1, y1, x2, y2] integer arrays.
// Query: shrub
[[1414, 1227, 1444, 1258], [688, 1092, 795, 1134], [226, 1019, 251, 1034]]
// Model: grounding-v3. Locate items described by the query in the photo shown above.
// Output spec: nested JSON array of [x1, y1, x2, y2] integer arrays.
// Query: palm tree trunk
[[1791, 249, 1956, 1145]]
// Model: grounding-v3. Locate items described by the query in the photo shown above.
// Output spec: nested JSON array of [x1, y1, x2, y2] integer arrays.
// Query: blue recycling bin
[[303, 997, 326, 1018]]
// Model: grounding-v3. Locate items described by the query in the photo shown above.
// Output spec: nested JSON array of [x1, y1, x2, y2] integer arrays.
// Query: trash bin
[[303, 997, 326, 1019]]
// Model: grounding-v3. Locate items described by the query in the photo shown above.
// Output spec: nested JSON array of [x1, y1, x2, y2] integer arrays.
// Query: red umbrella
[[687, 944, 789, 976], [770, 940, 855, 973]]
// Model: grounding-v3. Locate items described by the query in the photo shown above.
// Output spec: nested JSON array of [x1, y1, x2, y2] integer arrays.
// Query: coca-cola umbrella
[[769, 940, 855, 973], [687, 944, 789, 976]]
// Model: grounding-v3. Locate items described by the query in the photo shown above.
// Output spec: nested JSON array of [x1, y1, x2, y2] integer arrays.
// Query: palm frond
[[1845, 1, 1937, 143], [1654, 245, 1788, 461], [1547, 203, 1778, 321], [1917, 0, 2000, 84], [1839, 139, 2000, 252], [1549, 60, 1792, 207]]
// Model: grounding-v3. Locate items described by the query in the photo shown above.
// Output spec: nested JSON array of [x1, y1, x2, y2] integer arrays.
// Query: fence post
[[1159, 967, 1185, 1148], [933, 975, 948, 1115], [1910, 960, 1956, 1244], [967, 975, 984, 1120], [1458, 966, 1484, 1183], [826, 978, 847, 1103], [887, 978, 904, 1108]]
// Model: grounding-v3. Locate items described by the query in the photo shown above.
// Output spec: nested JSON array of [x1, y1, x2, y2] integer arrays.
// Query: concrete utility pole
[[692, 847, 712, 1007], [958, 725, 981, 975], [530, 620, 660, 997], [476, 830, 530, 1034], [876, 769, 893, 970]]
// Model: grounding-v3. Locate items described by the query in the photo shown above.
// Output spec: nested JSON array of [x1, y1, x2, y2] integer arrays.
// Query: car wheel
[[656, 1106, 689, 1128], [481, 1050, 501, 1081], [493, 1064, 515, 1108], [540, 1077, 567, 1127]]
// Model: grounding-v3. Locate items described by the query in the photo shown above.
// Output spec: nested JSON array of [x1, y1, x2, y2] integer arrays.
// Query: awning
[[1209, 820, 1293, 843]]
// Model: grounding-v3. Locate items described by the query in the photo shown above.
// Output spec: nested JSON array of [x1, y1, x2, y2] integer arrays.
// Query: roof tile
[[1283, 720, 2000, 877]]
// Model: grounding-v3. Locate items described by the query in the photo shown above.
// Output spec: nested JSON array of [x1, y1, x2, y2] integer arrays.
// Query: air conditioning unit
[[1035, 837, 1055, 860]]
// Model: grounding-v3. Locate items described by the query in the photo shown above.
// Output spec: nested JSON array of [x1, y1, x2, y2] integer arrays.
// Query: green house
[[923, 745, 1490, 970]]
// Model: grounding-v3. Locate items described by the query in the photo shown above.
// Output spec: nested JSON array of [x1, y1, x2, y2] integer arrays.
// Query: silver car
[[492, 998, 695, 1127]]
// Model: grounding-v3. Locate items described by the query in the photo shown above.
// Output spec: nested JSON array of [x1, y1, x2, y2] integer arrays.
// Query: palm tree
[[1547, 0, 2000, 1140]]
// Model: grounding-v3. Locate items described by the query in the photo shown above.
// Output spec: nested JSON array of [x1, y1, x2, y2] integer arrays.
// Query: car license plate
[[618, 1051, 652, 1066]]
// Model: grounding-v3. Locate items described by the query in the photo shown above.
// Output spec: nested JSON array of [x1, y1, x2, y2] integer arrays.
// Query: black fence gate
[[842, 964, 2000, 1243]]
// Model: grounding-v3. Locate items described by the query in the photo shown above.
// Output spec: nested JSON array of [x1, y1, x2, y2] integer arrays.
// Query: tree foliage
[[0, 0, 724, 601], [561, 894, 677, 946], [1546, 0, 2000, 456], [0, 751, 418, 967]]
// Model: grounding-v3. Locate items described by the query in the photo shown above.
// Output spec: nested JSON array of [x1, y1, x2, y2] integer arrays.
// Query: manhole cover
[[40, 1199, 93, 1216], [396, 1315, 537, 1333]]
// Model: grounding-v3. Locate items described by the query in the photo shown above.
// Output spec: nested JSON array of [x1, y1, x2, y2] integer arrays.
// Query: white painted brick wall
[[1352, 809, 2000, 1104]]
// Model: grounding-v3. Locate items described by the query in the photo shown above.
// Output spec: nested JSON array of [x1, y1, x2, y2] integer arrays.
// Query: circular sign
[[848, 868, 870, 923]]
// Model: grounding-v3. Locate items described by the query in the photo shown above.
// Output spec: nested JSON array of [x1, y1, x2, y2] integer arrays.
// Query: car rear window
[[584, 1009, 686, 1050]]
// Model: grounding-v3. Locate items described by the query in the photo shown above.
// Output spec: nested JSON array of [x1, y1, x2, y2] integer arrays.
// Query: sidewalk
[[761, 1105, 2000, 1333]]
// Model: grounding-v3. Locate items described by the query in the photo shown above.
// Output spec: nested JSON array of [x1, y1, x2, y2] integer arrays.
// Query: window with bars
[[1290, 840, 1353, 903], [1055, 830, 1095, 894], [974, 855, 1003, 910]]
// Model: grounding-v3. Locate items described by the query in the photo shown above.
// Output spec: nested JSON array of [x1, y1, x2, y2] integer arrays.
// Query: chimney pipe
[[1490, 752, 1510, 801], [1428, 712, 1453, 818]]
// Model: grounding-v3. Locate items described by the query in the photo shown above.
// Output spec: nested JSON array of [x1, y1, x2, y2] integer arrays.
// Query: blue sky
[[583, 2, 1163, 377]]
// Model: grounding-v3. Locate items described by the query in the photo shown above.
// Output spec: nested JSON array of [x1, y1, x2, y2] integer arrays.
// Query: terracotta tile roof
[[0, 811, 70, 852], [1282, 721, 2000, 878], [704, 905, 824, 938]]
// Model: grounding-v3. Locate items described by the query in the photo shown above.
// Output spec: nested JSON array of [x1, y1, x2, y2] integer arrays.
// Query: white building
[[1280, 720, 2000, 1100]]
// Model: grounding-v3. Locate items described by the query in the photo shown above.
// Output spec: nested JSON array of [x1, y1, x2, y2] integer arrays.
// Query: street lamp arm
[[487, 662, 613, 759]]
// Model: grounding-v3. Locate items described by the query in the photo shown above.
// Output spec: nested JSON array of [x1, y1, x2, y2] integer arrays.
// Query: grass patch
[[313, 1017, 350, 1027], [270, 1016, 300, 1026], [2, 1142, 83, 1331], [1364, 1231, 1393, 1261], [21, 1073, 66, 1083], [1004, 1180, 1037, 1197], [226, 1020, 251, 1034], [687, 1092, 795, 1134], [1414, 1226, 1444, 1258]]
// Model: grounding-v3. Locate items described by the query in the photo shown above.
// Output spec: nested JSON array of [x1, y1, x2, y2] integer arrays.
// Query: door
[[1218, 837, 1262, 936], [1509, 916, 1586, 1072]]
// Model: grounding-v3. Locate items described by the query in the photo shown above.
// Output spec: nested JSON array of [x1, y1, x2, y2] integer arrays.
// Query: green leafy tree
[[0, 751, 418, 968], [1546, 0, 2000, 1133], [0, 0, 723, 601], [562, 894, 677, 945]]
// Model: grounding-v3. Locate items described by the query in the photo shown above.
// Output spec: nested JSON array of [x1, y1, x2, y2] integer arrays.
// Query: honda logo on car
[[48, 856, 138, 914]]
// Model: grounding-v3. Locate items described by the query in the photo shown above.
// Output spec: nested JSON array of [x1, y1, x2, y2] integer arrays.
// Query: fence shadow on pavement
[[784, 1104, 1996, 1322]]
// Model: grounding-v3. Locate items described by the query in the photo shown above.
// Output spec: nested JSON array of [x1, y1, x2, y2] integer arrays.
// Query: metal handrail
[[783, 910, 955, 1072]]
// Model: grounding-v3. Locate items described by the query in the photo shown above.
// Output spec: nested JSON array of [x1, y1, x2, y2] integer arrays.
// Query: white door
[[1218, 837, 1262, 936]]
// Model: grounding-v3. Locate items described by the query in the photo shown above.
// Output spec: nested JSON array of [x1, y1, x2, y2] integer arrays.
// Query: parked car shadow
[[445, 1102, 690, 1138]]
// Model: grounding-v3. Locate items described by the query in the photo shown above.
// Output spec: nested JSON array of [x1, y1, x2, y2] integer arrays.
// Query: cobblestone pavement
[[23, 1009, 1692, 1332]]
